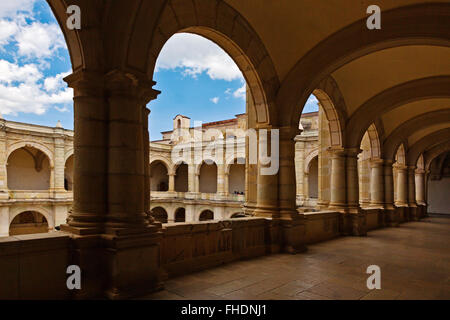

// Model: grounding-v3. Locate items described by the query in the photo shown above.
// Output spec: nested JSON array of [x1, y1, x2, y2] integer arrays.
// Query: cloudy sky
[[0, 0, 318, 140]]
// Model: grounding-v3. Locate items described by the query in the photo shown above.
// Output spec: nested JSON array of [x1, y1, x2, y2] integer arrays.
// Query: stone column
[[277, 126, 306, 253], [369, 159, 384, 208], [407, 166, 418, 220], [254, 127, 279, 219], [328, 147, 347, 210], [295, 137, 305, 204], [415, 168, 426, 206], [384, 160, 398, 226], [104, 70, 159, 230], [168, 173, 175, 192], [143, 108, 153, 223], [346, 148, 366, 236], [395, 164, 408, 207], [0, 121, 9, 200], [61, 70, 163, 299], [0, 206, 9, 237], [63, 71, 108, 233], [217, 164, 227, 198], [303, 172, 309, 205], [224, 172, 229, 198], [53, 128, 66, 198]]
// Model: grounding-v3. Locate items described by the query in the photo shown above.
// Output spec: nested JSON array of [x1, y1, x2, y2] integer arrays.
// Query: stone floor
[[140, 215, 450, 300]]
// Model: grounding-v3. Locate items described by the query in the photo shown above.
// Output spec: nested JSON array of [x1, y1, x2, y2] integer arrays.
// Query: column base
[[340, 207, 367, 236], [61, 224, 164, 300], [408, 205, 419, 221], [385, 208, 399, 227], [280, 215, 307, 254]]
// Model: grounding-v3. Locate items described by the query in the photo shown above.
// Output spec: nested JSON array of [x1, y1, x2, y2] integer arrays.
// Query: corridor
[[142, 216, 450, 300]]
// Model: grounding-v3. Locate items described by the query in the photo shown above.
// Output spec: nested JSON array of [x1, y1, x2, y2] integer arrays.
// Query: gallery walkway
[[141, 216, 450, 300]]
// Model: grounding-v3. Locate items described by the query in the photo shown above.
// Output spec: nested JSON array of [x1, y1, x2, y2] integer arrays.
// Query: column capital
[[393, 163, 408, 170], [407, 166, 417, 174], [415, 168, 425, 174], [327, 147, 346, 158], [369, 158, 384, 168], [345, 147, 362, 158], [64, 70, 105, 96], [279, 125, 301, 140], [105, 69, 160, 105]]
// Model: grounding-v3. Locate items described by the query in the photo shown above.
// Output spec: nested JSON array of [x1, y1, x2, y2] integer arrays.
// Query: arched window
[[150, 161, 169, 191], [199, 210, 214, 221], [175, 208, 186, 222], [228, 162, 245, 194], [9, 211, 49, 236], [175, 163, 188, 192], [7, 146, 51, 190], [64, 155, 74, 191], [308, 156, 319, 199], [152, 207, 168, 223], [199, 162, 217, 193]]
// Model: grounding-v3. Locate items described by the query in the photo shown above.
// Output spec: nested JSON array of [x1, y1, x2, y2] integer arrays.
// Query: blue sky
[[0, 0, 318, 141]]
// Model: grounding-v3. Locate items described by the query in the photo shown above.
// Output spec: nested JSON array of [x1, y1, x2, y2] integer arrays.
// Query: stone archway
[[64, 154, 74, 191], [199, 210, 214, 221], [9, 211, 49, 236], [198, 162, 217, 194], [174, 208, 186, 223], [150, 160, 169, 192], [307, 156, 319, 200], [7, 146, 52, 190], [174, 163, 188, 193], [152, 206, 168, 224]]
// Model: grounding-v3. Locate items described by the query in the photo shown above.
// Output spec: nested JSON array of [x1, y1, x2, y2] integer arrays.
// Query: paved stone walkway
[[140, 216, 450, 300]]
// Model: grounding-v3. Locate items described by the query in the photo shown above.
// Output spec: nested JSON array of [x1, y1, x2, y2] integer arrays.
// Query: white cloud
[[233, 84, 246, 100], [210, 97, 219, 104], [16, 22, 65, 59], [55, 106, 69, 113], [0, 1, 73, 117], [0, 0, 35, 19], [0, 20, 18, 46], [156, 33, 244, 81], [0, 61, 72, 116]]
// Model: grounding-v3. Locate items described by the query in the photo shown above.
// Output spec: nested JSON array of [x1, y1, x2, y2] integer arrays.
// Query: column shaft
[[346, 149, 360, 210], [407, 167, 417, 206], [328, 148, 347, 208], [370, 159, 384, 207], [395, 165, 408, 206], [415, 169, 426, 205], [64, 71, 108, 231], [168, 174, 175, 192]]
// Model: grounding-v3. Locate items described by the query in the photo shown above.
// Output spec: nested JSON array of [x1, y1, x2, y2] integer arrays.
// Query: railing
[[150, 191, 245, 202]]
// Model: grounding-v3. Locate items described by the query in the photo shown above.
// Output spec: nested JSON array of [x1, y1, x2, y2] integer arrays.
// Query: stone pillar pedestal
[[345, 148, 366, 236], [254, 126, 305, 254]]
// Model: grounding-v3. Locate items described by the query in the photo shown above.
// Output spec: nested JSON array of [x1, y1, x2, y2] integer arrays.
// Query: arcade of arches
[[0, 0, 448, 300]]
